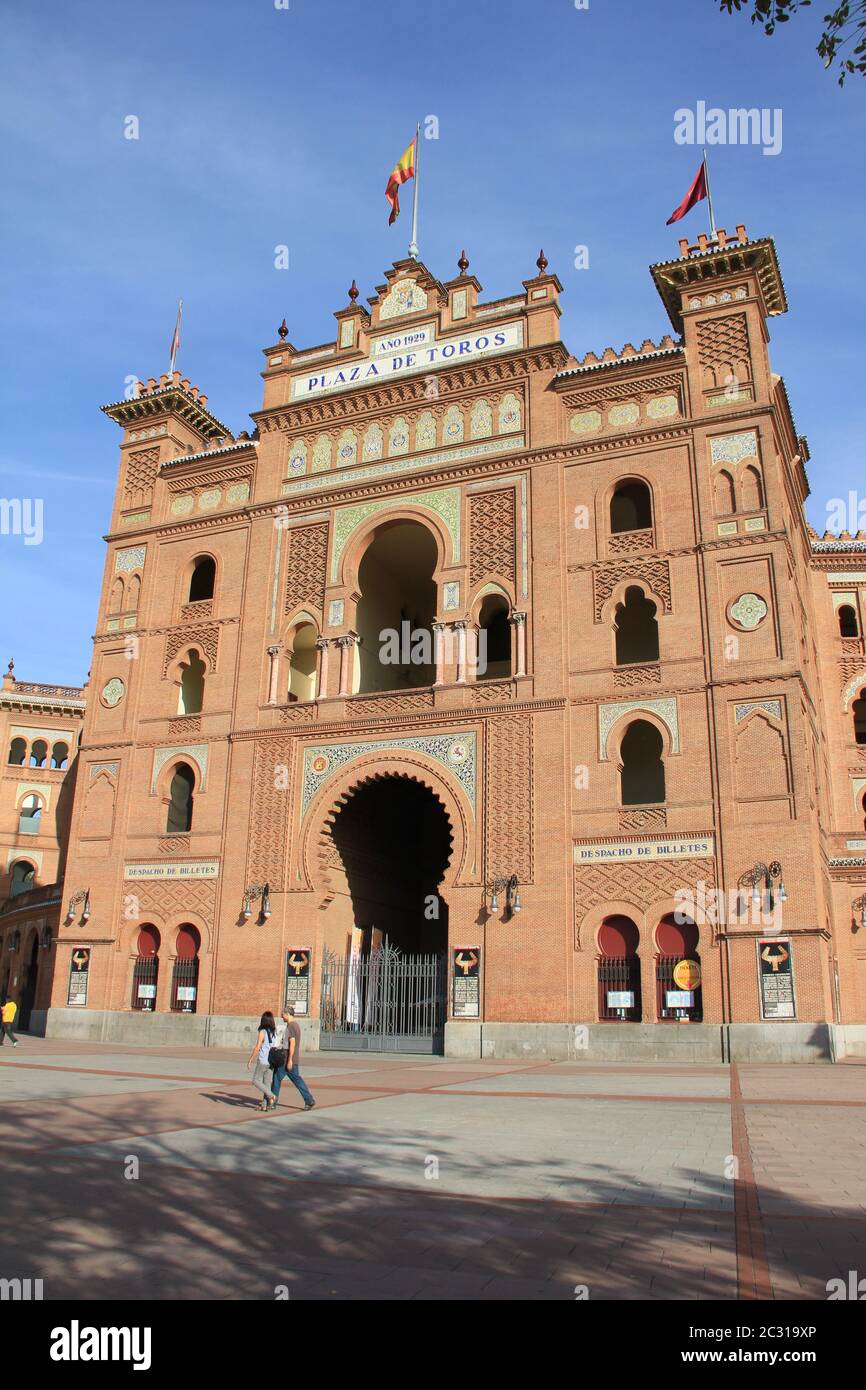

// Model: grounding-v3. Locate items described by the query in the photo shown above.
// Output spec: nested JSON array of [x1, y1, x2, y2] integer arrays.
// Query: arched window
[[171, 924, 201, 1013], [188, 556, 216, 603], [655, 914, 703, 1022], [178, 650, 206, 716], [839, 605, 859, 638], [287, 623, 317, 703], [50, 741, 69, 770], [714, 469, 736, 516], [355, 521, 437, 694], [166, 763, 195, 833], [477, 595, 511, 682], [610, 480, 652, 534], [18, 794, 43, 835], [8, 737, 26, 766], [620, 719, 666, 805], [614, 586, 659, 665], [29, 740, 48, 769], [597, 915, 641, 1021], [741, 465, 764, 512], [854, 690, 866, 746], [10, 861, 36, 897], [132, 925, 160, 1011], [109, 577, 125, 614]]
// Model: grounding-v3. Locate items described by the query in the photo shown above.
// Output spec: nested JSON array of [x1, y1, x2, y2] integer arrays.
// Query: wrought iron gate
[[319, 940, 447, 1053]]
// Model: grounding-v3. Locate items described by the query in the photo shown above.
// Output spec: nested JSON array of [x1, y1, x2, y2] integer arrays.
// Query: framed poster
[[757, 937, 796, 1020], [67, 947, 91, 1007], [284, 948, 312, 1016], [451, 946, 481, 1018]]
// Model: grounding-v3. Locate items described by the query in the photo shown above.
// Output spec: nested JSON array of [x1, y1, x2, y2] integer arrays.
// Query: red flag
[[666, 161, 707, 226]]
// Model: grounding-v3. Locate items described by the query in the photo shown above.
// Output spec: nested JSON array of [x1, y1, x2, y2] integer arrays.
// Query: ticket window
[[655, 915, 702, 1022], [597, 916, 642, 1021]]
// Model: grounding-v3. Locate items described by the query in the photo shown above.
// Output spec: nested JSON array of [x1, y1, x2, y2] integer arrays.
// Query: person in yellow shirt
[[0, 996, 19, 1046]]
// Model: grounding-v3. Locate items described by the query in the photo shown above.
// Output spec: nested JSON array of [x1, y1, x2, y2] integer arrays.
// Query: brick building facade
[[35, 225, 866, 1060], [0, 665, 85, 1030]]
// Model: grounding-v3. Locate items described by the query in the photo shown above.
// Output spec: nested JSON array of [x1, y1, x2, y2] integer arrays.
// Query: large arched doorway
[[320, 774, 452, 1052]]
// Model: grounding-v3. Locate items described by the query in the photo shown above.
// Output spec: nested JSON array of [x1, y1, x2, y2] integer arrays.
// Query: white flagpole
[[170, 298, 183, 374], [408, 124, 420, 260], [702, 149, 718, 241]]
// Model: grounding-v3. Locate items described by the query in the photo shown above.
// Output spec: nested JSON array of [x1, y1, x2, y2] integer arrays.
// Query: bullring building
[[7, 223, 866, 1062]]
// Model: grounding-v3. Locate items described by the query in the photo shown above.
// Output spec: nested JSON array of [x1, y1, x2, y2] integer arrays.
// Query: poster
[[452, 946, 481, 1018], [757, 937, 796, 1020], [67, 947, 91, 1007], [284, 948, 312, 1016]]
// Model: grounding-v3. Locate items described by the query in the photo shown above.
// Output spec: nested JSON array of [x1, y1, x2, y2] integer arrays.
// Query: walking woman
[[246, 1011, 277, 1112]]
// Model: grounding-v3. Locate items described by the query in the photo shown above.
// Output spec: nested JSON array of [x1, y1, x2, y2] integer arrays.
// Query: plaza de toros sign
[[291, 321, 524, 400]]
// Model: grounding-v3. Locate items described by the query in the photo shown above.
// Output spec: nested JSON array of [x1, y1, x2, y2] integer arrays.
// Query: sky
[[1, 0, 864, 685]]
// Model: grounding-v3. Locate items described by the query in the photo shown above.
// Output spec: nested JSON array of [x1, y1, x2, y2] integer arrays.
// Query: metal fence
[[320, 940, 447, 1053]]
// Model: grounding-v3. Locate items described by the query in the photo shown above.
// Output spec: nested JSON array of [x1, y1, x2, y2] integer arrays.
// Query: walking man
[[0, 995, 19, 1046], [271, 1005, 316, 1110]]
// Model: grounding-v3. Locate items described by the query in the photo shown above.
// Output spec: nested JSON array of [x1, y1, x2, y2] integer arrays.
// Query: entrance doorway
[[320, 775, 452, 1052], [19, 935, 39, 1031]]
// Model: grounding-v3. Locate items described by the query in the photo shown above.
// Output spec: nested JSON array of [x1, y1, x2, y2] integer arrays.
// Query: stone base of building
[[40, 1009, 851, 1063], [43, 1008, 320, 1051], [446, 1020, 837, 1064]]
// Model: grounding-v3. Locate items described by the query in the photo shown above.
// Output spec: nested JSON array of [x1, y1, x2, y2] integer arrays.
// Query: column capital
[[266, 644, 281, 656], [510, 610, 527, 626], [314, 636, 330, 652], [336, 630, 360, 649]]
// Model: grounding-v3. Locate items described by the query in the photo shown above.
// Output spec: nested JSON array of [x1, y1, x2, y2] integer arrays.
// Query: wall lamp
[[488, 874, 521, 920], [738, 861, 786, 911], [242, 882, 271, 922], [65, 888, 91, 924], [852, 893, 866, 933]]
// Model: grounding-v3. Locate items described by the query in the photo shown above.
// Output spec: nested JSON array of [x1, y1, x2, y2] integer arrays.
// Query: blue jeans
[[272, 1062, 314, 1105]]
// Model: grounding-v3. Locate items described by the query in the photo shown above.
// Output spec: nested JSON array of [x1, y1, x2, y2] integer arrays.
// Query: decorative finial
[[536, 249, 548, 276], [278, 318, 288, 341], [348, 279, 359, 304], [457, 249, 469, 276], [7, 659, 13, 674]]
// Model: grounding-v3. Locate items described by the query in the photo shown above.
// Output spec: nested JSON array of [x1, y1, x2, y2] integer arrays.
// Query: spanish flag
[[386, 136, 416, 225]]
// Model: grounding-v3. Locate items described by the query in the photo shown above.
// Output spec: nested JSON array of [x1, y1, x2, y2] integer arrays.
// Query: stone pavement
[[1, 1038, 864, 1300]]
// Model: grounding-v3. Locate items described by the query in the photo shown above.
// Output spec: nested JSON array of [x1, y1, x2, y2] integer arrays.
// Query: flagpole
[[702, 149, 718, 241], [170, 298, 183, 374], [408, 123, 420, 260]]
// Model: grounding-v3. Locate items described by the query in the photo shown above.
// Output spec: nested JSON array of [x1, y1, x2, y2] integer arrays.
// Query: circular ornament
[[447, 740, 469, 766], [101, 677, 125, 707], [729, 593, 768, 631]]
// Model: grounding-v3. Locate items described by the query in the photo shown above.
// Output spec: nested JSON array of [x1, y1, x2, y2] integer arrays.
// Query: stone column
[[511, 610, 527, 677], [315, 637, 330, 700], [432, 623, 447, 687], [266, 645, 281, 704], [466, 623, 480, 682], [454, 621, 468, 684], [337, 632, 358, 697]]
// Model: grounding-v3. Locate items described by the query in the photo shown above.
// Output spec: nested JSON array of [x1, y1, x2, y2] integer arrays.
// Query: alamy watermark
[[0, 498, 43, 545], [674, 101, 782, 156]]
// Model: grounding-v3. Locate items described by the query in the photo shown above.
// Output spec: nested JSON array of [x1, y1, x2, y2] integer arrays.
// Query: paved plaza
[[1, 1038, 865, 1300]]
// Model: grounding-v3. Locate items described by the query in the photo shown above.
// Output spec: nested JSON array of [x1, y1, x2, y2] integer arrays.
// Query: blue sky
[[2, 0, 864, 684]]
